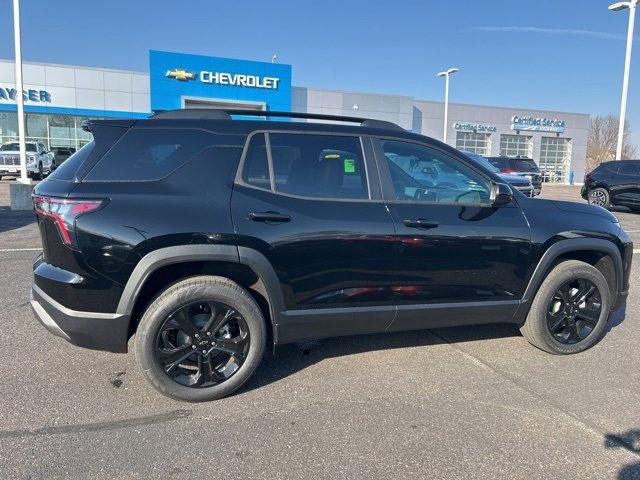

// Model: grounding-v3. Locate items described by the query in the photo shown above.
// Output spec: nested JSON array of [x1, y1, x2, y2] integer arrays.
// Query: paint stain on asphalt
[[110, 371, 126, 388]]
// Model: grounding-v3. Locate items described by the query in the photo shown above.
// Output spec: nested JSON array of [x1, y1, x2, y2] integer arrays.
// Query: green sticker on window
[[344, 158, 356, 173]]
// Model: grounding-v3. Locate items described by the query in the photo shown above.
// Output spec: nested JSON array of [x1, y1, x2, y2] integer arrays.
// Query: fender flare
[[116, 245, 286, 341], [514, 238, 623, 323]]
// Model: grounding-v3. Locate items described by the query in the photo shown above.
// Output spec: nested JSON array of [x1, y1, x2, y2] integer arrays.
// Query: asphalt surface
[[1, 180, 640, 479]]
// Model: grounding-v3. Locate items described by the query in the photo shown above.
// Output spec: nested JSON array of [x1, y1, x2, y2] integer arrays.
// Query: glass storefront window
[[499, 134, 533, 158], [0, 111, 97, 150], [540, 137, 572, 183], [455, 132, 491, 156]]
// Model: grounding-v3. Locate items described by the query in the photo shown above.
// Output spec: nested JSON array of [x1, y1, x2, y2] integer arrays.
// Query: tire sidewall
[[135, 280, 266, 402], [532, 262, 610, 354]]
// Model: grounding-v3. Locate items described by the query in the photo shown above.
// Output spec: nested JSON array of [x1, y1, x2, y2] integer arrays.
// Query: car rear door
[[373, 137, 532, 331], [231, 131, 396, 343], [611, 163, 640, 206]]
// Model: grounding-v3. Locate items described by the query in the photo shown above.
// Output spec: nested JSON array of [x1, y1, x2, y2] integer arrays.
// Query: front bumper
[[30, 284, 130, 353]]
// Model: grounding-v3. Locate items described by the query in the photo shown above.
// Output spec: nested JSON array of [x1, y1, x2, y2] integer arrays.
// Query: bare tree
[[586, 115, 639, 171]]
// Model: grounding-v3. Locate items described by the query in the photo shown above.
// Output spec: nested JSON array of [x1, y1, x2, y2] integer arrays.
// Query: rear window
[[85, 128, 212, 181], [510, 159, 539, 172], [486, 157, 507, 169], [47, 142, 95, 181], [1, 142, 37, 152]]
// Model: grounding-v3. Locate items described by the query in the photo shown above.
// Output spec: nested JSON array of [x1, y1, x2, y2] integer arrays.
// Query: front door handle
[[402, 218, 439, 229], [248, 211, 291, 223]]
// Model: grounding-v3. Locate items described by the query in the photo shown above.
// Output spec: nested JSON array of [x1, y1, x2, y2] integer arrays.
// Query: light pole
[[437, 68, 459, 144], [609, 0, 638, 160], [13, 0, 28, 183]]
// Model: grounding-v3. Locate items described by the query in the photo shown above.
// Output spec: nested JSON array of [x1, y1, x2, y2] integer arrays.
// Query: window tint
[[618, 164, 639, 176], [86, 128, 212, 181], [48, 142, 95, 181], [268, 133, 368, 199], [381, 140, 491, 205], [510, 159, 539, 172], [242, 133, 270, 189], [486, 157, 507, 170]]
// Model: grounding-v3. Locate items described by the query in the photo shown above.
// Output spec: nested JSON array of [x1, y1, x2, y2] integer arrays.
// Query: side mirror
[[491, 182, 513, 206]]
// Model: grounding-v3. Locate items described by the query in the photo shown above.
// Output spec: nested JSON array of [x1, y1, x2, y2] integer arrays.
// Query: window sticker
[[344, 158, 356, 173]]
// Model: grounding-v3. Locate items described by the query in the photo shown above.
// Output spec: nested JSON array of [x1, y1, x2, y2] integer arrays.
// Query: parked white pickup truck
[[0, 141, 54, 179]]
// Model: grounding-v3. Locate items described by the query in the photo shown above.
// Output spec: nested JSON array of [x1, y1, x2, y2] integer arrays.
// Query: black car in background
[[581, 160, 640, 211], [51, 146, 77, 169], [30, 110, 632, 402], [463, 152, 534, 197], [486, 156, 542, 196]]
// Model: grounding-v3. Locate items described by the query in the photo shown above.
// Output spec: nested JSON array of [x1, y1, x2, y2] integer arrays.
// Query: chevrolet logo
[[165, 69, 197, 81]]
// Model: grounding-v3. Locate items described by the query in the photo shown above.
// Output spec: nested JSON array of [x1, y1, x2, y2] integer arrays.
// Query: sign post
[[13, 0, 28, 184]]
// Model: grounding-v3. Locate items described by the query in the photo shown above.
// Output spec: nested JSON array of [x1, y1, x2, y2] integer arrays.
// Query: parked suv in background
[[0, 141, 54, 179], [581, 160, 640, 211], [485, 156, 542, 196], [31, 110, 632, 402], [463, 152, 534, 197]]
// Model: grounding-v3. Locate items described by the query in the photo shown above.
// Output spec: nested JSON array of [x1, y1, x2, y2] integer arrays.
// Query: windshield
[[510, 159, 539, 172], [1, 142, 37, 152]]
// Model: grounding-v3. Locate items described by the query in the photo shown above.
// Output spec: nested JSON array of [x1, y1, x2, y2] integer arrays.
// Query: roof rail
[[149, 108, 404, 131]]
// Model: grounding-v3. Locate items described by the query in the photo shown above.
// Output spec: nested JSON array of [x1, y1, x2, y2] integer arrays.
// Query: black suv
[[485, 156, 543, 196], [581, 160, 640, 211], [31, 110, 632, 402]]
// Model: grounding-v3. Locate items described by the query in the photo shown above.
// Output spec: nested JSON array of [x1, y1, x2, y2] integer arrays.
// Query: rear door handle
[[248, 211, 291, 223], [402, 218, 439, 229]]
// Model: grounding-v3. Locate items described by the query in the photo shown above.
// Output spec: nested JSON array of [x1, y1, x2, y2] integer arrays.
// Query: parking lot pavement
[[1, 180, 639, 479]]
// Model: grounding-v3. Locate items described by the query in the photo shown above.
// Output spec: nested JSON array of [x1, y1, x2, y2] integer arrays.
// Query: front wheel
[[588, 187, 610, 209], [135, 276, 266, 402], [520, 260, 611, 354]]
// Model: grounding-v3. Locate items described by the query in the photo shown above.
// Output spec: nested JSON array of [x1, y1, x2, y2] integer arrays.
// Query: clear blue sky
[[1, 0, 638, 143]]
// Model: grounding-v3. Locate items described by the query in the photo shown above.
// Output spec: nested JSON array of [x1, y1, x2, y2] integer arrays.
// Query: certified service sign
[[511, 116, 565, 133]]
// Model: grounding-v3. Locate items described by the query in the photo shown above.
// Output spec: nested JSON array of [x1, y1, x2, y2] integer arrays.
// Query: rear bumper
[[30, 283, 130, 353]]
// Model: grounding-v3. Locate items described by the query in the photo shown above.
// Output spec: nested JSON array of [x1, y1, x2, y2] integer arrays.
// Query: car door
[[372, 137, 532, 331], [610, 163, 640, 206], [231, 131, 396, 343]]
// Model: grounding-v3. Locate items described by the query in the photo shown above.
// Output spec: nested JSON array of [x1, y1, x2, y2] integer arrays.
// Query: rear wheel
[[135, 276, 266, 401], [588, 187, 610, 209], [520, 260, 611, 354]]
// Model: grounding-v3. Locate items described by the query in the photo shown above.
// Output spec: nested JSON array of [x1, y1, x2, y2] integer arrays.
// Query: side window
[[242, 133, 270, 189], [380, 139, 491, 205], [85, 128, 212, 181], [268, 133, 368, 199], [618, 164, 639, 176]]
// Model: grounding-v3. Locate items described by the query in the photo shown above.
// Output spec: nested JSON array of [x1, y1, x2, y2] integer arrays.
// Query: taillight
[[584, 172, 593, 182], [501, 169, 516, 174], [33, 196, 104, 248]]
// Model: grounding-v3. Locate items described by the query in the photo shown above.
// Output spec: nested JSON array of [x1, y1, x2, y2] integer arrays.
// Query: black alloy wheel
[[156, 301, 250, 388], [546, 278, 602, 345]]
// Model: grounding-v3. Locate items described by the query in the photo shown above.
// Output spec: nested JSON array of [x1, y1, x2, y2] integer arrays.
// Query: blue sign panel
[[149, 50, 292, 112]]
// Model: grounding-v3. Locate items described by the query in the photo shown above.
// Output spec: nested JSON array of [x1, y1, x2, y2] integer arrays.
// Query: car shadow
[[0, 206, 36, 234], [605, 428, 640, 479], [239, 322, 521, 395], [239, 302, 628, 396]]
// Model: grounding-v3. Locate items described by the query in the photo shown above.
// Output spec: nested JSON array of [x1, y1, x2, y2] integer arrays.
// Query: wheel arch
[[117, 245, 285, 345], [513, 238, 623, 324]]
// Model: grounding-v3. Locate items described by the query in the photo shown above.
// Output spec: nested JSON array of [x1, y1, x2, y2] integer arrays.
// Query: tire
[[520, 260, 611, 354], [135, 275, 266, 402], [588, 187, 610, 209]]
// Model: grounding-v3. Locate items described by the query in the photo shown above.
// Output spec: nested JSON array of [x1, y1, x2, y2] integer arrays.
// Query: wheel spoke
[[214, 334, 248, 356], [159, 345, 193, 373], [548, 314, 567, 333], [203, 304, 238, 333], [173, 308, 199, 337]]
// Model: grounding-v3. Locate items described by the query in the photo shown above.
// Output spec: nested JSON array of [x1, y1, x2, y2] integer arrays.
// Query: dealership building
[[0, 50, 589, 183]]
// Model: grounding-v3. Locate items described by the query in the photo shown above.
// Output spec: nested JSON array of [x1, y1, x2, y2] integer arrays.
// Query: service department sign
[[453, 122, 497, 133], [511, 116, 565, 133]]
